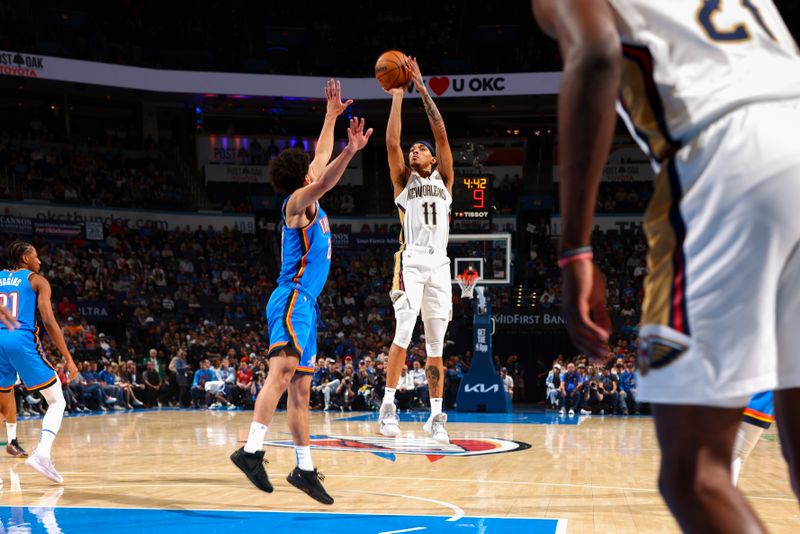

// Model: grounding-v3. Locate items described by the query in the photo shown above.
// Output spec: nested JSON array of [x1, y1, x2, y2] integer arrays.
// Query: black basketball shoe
[[230, 447, 273, 493], [286, 467, 334, 505], [6, 439, 28, 458]]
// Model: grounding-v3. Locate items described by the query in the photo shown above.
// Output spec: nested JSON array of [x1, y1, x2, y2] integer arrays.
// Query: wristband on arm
[[557, 245, 593, 269]]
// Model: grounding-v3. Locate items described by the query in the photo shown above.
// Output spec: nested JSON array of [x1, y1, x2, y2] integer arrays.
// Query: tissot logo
[[463, 383, 500, 393], [261, 434, 530, 462]]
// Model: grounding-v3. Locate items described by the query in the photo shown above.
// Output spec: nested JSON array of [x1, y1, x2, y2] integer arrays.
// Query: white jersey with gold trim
[[607, 0, 800, 163], [395, 170, 451, 251]]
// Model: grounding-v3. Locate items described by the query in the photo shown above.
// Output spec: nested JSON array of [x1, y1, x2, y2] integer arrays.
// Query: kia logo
[[464, 384, 500, 393]]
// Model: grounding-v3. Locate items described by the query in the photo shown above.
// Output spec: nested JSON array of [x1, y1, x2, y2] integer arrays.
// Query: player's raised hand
[[561, 260, 611, 363], [346, 117, 373, 151], [325, 79, 353, 117], [0, 306, 18, 331], [406, 56, 425, 92]]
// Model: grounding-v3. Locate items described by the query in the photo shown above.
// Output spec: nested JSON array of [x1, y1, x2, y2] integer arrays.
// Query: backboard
[[447, 233, 512, 286]]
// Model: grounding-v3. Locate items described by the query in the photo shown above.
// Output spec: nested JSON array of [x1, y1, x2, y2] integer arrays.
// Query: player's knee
[[40, 383, 66, 412], [393, 310, 417, 349], [266, 365, 294, 390], [423, 317, 448, 356]]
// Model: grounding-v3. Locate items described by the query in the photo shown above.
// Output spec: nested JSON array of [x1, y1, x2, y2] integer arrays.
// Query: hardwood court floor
[[0, 409, 795, 533]]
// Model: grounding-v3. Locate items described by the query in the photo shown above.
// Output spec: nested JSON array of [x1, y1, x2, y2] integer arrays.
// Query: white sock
[[6, 422, 16, 442], [732, 457, 743, 486], [37, 429, 56, 458], [383, 388, 396, 406], [431, 398, 443, 417], [295, 445, 313, 471], [244, 422, 268, 453], [36, 383, 65, 458]]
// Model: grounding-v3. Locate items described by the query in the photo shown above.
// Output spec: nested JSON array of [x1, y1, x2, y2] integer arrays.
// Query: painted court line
[[339, 489, 464, 521], [0, 503, 559, 525], [379, 528, 426, 534], [333, 474, 797, 503], [44, 472, 797, 503]]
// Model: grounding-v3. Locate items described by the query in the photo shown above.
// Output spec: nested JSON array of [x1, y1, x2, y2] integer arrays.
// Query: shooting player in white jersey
[[379, 57, 455, 444], [534, 1, 800, 532]]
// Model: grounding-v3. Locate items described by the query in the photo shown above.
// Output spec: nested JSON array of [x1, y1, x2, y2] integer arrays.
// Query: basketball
[[374, 50, 411, 91]]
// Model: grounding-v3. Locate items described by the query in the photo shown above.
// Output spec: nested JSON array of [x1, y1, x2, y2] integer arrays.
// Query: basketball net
[[456, 272, 481, 299]]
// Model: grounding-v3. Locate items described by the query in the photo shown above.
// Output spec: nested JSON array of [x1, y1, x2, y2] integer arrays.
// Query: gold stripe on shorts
[[642, 159, 690, 334]]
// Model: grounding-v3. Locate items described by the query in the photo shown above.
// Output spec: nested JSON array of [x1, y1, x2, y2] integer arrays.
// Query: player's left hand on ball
[[561, 260, 611, 363], [325, 79, 353, 116], [346, 117, 373, 151], [0, 306, 18, 331]]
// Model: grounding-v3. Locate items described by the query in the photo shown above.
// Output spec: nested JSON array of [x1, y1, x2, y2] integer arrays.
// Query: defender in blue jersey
[[0, 241, 78, 484], [231, 80, 372, 505], [265, 194, 332, 375]]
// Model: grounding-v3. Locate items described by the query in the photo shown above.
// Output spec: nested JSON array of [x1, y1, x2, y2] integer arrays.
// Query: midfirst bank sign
[[493, 309, 567, 331]]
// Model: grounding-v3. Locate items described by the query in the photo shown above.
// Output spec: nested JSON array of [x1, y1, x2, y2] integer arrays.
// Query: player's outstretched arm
[[286, 117, 373, 216], [31, 274, 78, 378], [407, 57, 454, 192], [533, 0, 619, 361], [308, 79, 353, 183], [386, 85, 410, 197]]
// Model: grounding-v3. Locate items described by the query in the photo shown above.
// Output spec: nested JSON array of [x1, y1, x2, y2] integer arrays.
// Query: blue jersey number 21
[[697, 0, 776, 42]]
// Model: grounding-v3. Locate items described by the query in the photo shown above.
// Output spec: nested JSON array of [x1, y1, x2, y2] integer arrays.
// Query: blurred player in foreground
[[533, 1, 800, 531]]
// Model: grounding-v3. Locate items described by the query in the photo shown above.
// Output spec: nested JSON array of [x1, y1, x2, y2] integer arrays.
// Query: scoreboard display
[[452, 175, 493, 223]]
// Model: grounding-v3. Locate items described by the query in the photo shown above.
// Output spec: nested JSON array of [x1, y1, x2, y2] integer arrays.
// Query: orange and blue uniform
[[0, 269, 58, 391], [743, 391, 774, 429], [266, 199, 331, 373]]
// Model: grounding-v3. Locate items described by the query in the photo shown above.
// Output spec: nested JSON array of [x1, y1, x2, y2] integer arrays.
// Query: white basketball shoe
[[25, 452, 64, 484], [423, 413, 450, 444], [378, 403, 401, 437]]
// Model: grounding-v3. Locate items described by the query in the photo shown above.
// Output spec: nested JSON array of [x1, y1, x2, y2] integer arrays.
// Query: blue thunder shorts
[[266, 286, 317, 374], [0, 329, 59, 392], [743, 391, 775, 429]]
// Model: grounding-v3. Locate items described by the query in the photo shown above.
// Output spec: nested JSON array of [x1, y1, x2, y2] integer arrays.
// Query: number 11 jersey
[[395, 170, 452, 251]]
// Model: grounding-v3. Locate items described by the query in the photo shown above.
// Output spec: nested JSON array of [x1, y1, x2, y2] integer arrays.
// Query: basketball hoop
[[456, 272, 481, 299]]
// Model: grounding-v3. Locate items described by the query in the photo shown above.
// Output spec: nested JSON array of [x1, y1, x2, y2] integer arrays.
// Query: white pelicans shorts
[[637, 99, 800, 407]]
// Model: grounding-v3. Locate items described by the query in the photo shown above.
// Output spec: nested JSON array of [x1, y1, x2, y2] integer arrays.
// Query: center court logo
[[263, 434, 531, 462]]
